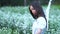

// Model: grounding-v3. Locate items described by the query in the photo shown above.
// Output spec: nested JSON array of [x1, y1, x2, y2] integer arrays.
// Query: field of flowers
[[0, 5, 60, 34]]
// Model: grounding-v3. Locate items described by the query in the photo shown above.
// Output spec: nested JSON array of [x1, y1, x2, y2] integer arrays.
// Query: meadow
[[0, 5, 60, 34]]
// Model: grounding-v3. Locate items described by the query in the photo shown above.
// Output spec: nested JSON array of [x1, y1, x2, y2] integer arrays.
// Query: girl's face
[[30, 5, 37, 15]]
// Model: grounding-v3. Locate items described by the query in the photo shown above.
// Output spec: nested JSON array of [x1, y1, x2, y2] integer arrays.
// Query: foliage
[[0, 0, 60, 6]]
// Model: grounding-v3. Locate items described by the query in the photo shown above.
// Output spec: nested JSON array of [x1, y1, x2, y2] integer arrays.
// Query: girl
[[29, 1, 47, 34]]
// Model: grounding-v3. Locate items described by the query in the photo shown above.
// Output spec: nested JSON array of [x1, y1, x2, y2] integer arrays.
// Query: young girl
[[29, 1, 47, 34]]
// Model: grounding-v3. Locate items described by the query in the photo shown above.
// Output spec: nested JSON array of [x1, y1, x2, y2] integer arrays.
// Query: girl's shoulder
[[37, 17, 46, 22], [36, 17, 46, 29]]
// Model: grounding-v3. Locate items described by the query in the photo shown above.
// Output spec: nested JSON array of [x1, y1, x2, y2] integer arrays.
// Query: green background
[[0, 0, 60, 34]]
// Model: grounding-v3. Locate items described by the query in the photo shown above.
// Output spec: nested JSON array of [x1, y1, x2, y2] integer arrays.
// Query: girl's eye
[[32, 8, 35, 10]]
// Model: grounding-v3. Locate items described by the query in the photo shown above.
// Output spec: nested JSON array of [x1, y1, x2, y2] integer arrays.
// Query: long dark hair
[[29, 1, 47, 22]]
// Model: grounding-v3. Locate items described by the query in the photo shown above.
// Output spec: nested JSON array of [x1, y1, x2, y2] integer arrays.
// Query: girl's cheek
[[32, 10, 36, 14]]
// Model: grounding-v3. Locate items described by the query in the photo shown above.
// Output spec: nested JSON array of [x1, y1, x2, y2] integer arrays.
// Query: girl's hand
[[36, 28, 42, 34]]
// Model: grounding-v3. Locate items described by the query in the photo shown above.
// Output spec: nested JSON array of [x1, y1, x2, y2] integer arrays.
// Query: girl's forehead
[[30, 6, 34, 9], [30, 6, 33, 8]]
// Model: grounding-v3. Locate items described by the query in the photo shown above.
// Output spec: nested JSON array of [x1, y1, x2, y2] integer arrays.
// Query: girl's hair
[[29, 1, 47, 22]]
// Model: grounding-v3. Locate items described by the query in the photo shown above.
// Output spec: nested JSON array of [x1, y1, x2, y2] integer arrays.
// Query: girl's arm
[[35, 17, 46, 34]]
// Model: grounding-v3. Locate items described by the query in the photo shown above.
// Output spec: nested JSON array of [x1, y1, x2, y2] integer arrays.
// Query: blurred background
[[0, 0, 60, 34]]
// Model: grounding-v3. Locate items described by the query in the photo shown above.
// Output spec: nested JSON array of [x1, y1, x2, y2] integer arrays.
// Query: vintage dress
[[32, 17, 46, 34]]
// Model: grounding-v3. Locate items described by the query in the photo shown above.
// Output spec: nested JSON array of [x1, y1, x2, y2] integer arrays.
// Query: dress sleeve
[[36, 17, 46, 29]]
